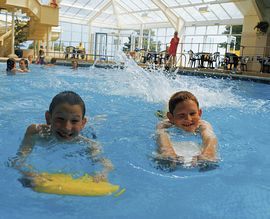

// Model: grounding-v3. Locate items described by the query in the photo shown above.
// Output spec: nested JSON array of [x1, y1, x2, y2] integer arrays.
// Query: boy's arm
[[156, 120, 177, 158], [19, 124, 38, 157], [12, 124, 42, 170], [198, 120, 218, 161], [83, 136, 114, 181]]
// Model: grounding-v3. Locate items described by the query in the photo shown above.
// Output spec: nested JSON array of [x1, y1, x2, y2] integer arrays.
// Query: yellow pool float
[[31, 172, 121, 196]]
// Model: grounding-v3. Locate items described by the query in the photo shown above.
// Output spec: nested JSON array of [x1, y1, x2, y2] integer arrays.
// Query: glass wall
[[182, 24, 242, 55], [54, 21, 242, 63]]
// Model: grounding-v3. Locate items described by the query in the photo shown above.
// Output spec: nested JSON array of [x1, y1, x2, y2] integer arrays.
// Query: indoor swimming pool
[[1, 59, 270, 219]]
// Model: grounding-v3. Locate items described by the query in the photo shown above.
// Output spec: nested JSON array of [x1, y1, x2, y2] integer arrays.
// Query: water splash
[[89, 51, 244, 109]]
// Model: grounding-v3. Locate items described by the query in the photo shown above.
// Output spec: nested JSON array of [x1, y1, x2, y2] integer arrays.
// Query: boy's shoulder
[[25, 124, 50, 136]]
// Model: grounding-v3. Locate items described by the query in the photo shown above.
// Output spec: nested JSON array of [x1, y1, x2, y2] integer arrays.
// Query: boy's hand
[[197, 153, 217, 162], [93, 172, 107, 183]]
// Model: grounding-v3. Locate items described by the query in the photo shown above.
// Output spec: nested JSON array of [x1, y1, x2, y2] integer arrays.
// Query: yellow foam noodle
[[32, 172, 120, 196]]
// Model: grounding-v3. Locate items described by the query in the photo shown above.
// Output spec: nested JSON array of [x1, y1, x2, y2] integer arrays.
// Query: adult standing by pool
[[167, 31, 179, 68]]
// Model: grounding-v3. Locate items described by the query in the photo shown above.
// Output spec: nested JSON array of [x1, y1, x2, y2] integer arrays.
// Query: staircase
[[0, 0, 59, 41], [0, 26, 12, 56]]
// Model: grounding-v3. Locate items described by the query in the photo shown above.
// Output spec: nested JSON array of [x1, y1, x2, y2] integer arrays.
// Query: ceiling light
[[198, 6, 210, 13], [141, 12, 148, 17]]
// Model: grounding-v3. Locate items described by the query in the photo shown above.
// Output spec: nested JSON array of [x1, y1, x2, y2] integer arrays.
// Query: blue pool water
[[1, 60, 270, 219]]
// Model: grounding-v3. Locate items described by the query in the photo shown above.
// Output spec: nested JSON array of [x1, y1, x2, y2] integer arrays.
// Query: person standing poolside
[[36, 46, 45, 65], [156, 91, 217, 165], [167, 31, 180, 68]]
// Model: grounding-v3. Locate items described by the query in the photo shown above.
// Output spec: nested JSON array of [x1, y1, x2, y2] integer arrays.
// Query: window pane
[[71, 24, 81, 32], [196, 26, 206, 35], [207, 26, 218, 35], [185, 26, 195, 35], [71, 32, 81, 42]]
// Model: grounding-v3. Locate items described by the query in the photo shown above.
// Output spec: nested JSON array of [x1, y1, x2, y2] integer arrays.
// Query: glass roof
[[59, 0, 244, 29]]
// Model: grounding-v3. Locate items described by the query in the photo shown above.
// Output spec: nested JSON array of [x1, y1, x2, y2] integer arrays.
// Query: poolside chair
[[224, 53, 239, 70], [211, 52, 220, 68], [240, 56, 249, 71], [188, 50, 198, 68], [65, 46, 76, 59]]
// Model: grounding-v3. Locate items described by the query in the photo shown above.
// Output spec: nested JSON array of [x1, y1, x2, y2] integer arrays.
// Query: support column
[[8, 11, 17, 57], [46, 27, 52, 56], [138, 24, 143, 49], [88, 23, 93, 60], [5, 11, 8, 32], [33, 40, 37, 59], [147, 29, 151, 51], [240, 14, 270, 72]]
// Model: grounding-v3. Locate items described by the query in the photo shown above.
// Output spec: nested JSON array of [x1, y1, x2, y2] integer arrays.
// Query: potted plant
[[254, 21, 269, 34]]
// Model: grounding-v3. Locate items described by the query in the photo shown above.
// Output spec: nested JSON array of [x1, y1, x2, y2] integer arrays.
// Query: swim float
[[31, 172, 121, 196]]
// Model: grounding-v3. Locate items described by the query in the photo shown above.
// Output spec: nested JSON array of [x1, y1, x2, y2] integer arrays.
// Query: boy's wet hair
[[48, 91, 86, 117], [6, 58, 16, 71], [168, 91, 199, 114]]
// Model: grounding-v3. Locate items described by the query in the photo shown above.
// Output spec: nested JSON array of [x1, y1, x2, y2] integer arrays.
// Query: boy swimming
[[14, 91, 113, 182], [156, 91, 217, 166]]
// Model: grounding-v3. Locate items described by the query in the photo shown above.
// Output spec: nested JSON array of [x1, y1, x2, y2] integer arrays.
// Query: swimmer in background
[[156, 91, 217, 165], [6, 58, 17, 74], [19, 58, 30, 72], [71, 60, 78, 70], [13, 91, 113, 182], [6, 58, 24, 75], [27, 55, 33, 64], [45, 58, 57, 67]]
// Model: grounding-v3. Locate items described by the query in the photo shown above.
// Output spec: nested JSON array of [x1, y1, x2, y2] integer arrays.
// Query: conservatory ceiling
[[59, 0, 246, 29]]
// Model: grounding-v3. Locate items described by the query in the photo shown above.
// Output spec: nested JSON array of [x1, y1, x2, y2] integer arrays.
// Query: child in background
[[14, 91, 113, 181], [156, 91, 217, 166], [19, 59, 29, 72], [6, 58, 17, 74], [71, 60, 78, 69], [27, 55, 33, 64], [45, 58, 57, 67]]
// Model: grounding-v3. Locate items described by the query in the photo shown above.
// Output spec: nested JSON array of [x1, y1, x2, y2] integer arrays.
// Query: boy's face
[[167, 100, 202, 132], [45, 103, 87, 141]]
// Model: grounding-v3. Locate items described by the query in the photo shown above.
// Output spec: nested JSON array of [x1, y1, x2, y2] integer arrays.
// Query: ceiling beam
[[151, 0, 180, 30], [88, 0, 112, 24], [112, 0, 120, 28]]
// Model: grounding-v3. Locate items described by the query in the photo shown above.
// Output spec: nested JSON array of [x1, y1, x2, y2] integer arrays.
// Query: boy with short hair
[[156, 91, 217, 164], [15, 91, 113, 181]]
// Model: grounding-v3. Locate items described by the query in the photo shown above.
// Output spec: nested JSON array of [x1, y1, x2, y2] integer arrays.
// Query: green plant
[[14, 17, 29, 48]]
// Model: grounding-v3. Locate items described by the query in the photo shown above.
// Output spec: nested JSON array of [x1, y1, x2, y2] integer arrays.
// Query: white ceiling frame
[[151, 0, 180, 30], [112, 0, 121, 28], [60, 2, 103, 13], [115, 1, 145, 24], [88, 0, 112, 24]]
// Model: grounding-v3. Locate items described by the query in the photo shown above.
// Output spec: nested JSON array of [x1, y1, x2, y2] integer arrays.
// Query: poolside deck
[[1, 57, 269, 83], [175, 67, 270, 84]]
